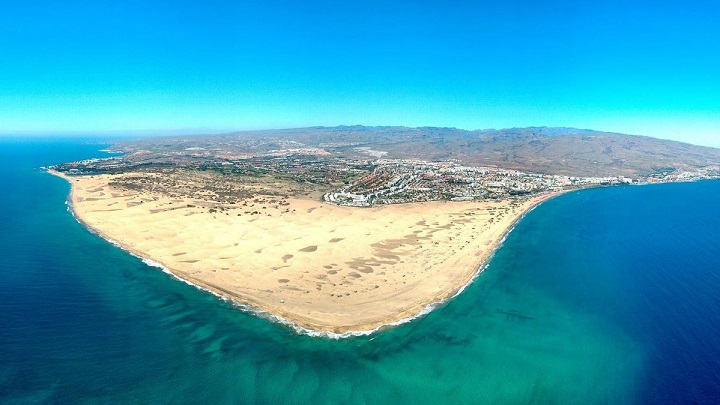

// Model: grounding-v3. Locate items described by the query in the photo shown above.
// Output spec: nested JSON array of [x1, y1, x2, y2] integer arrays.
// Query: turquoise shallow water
[[1, 138, 720, 404]]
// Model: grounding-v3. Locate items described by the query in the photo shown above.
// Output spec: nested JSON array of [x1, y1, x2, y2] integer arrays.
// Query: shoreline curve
[[48, 169, 564, 338]]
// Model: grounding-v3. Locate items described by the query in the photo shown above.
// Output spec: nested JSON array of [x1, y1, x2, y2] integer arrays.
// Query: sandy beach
[[50, 170, 560, 334]]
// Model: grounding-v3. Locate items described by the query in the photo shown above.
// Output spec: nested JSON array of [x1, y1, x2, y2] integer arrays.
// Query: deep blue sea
[[2, 137, 720, 404]]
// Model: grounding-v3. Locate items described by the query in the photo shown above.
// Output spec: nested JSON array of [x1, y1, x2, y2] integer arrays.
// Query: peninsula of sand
[[50, 170, 560, 335]]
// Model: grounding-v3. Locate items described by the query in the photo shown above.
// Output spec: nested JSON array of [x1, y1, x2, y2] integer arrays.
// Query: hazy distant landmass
[[114, 126, 720, 178], [47, 126, 720, 334]]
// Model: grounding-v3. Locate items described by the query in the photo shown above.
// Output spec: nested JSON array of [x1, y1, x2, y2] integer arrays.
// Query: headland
[[46, 126, 720, 335], [50, 169, 560, 335]]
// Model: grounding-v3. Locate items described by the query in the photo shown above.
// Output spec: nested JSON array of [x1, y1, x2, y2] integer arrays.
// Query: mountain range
[[118, 126, 720, 178]]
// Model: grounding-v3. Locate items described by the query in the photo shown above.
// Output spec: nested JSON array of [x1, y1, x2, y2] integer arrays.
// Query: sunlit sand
[[52, 170, 559, 334]]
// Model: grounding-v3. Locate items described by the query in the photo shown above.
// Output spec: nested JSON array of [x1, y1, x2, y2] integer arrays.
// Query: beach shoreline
[[49, 169, 564, 337]]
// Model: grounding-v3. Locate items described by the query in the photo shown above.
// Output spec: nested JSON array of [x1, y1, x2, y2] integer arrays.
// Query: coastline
[[49, 169, 565, 338]]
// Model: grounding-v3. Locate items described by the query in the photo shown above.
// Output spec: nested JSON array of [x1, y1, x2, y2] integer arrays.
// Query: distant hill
[[118, 126, 720, 178]]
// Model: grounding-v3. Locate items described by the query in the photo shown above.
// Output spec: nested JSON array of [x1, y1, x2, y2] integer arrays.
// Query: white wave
[[62, 204, 521, 340], [58, 179, 559, 339]]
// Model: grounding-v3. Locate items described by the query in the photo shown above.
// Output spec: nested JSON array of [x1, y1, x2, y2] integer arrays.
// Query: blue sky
[[1, 0, 719, 146]]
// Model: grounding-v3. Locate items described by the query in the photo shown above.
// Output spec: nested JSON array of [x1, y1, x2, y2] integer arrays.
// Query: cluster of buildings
[[645, 166, 720, 183], [323, 159, 636, 207], [52, 149, 720, 209]]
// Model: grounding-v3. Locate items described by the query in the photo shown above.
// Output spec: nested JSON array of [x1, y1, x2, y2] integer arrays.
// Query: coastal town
[[50, 144, 720, 208], [323, 159, 636, 207]]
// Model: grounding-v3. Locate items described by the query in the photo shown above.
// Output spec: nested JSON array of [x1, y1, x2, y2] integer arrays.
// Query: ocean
[[1, 137, 720, 404]]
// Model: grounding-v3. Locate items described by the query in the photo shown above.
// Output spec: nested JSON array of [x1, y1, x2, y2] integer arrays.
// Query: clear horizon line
[[0, 124, 630, 136]]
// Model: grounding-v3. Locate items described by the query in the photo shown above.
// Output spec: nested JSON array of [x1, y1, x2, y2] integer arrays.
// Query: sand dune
[[52, 171, 560, 334]]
